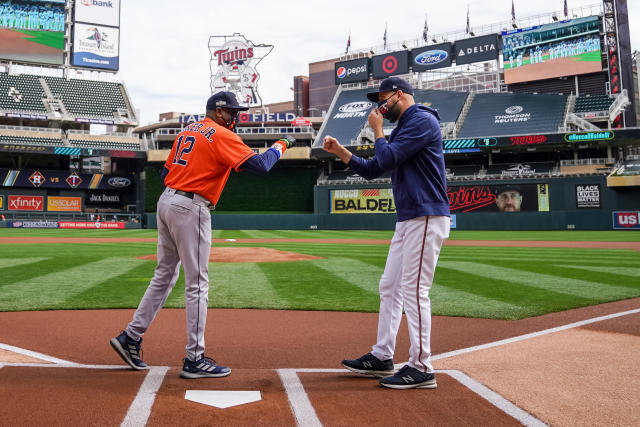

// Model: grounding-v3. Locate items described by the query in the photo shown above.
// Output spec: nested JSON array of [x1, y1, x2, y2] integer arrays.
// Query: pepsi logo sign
[[107, 177, 131, 188], [415, 50, 448, 65], [338, 102, 372, 113], [336, 67, 347, 79]]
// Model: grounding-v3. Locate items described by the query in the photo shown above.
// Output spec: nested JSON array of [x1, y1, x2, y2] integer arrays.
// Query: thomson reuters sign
[[48, 196, 82, 212]]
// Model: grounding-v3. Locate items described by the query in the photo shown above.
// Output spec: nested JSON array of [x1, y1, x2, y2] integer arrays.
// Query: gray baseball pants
[[126, 187, 213, 362]]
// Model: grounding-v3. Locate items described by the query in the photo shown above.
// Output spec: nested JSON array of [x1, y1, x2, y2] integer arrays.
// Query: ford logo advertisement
[[108, 177, 131, 188], [415, 50, 448, 65]]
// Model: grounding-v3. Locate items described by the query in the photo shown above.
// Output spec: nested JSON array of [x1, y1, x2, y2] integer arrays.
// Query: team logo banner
[[47, 196, 82, 212], [372, 51, 410, 79], [59, 221, 125, 229], [454, 34, 499, 65], [330, 189, 396, 214], [447, 183, 549, 213], [72, 23, 120, 70], [335, 58, 370, 85], [410, 43, 452, 71], [209, 33, 273, 107]]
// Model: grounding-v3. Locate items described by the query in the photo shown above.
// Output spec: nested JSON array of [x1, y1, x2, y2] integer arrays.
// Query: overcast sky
[[117, 0, 639, 125]]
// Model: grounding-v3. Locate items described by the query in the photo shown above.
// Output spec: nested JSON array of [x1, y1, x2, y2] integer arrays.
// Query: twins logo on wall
[[209, 33, 273, 107]]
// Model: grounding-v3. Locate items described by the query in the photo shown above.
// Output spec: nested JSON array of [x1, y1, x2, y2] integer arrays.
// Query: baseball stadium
[[0, 0, 639, 425]]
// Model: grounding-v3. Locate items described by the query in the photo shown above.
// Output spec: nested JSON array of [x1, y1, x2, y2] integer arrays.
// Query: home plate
[[185, 390, 261, 408]]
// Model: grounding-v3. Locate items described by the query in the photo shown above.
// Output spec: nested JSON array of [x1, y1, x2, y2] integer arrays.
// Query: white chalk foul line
[[121, 366, 169, 427], [277, 369, 322, 427], [440, 370, 547, 427], [432, 307, 640, 361], [0, 342, 78, 365]]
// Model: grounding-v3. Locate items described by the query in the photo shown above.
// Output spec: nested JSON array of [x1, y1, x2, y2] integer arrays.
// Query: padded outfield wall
[[143, 168, 639, 230]]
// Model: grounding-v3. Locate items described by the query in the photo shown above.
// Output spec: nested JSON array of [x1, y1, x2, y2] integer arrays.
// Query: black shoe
[[180, 356, 231, 379], [341, 353, 395, 378], [110, 331, 148, 370], [379, 365, 437, 389]]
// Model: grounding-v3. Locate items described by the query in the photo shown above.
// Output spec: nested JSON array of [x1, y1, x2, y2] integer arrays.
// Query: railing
[[608, 89, 630, 123], [68, 129, 138, 138], [0, 124, 61, 133], [560, 158, 615, 166], [236, 126, 315, 136]]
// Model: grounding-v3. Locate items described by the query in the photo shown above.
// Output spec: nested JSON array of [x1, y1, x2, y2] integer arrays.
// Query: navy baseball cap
[[206, 91, 250, 111], [366, 77, 414, 102]]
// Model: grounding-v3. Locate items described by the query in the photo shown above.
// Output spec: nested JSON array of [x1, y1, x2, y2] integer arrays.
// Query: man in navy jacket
[[323, 76, 450, 389]]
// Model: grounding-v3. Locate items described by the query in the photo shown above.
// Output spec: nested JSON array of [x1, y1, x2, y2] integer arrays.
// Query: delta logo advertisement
[[414, 50, 448, 66]]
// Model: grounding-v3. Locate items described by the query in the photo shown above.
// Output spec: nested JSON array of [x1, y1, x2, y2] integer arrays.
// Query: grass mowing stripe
[[0, 257, 50, 269], [431, 283, 525, 319], [311, 258, 382, 293], [439, 261, 639, 300], [210, 262, 290, 309], [0, 258, 146, 311], [555, 265, 640, 279], [237, 230, 287, 239]]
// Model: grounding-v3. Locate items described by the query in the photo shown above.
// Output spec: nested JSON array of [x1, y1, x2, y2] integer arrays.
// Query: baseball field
[[0, 228, 638, 425]]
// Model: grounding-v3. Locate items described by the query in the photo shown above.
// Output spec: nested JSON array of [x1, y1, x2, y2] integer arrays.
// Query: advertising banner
[[410, 43, 453, 71], [86, 192, 121, 205], [334, 58, 370, 84], [47, 196, 82, 212], [447, 183, 549, 213], [575, 184, 601, 209], [0, 0, 65, 65], [59, 221, 125, 229], [8, 195, 43, 211], [72, 23, 119, 70], [502, 16, 602, 84], [0, 195, 3, 210], [8, 220, 58, 228], [0, 169, 132, 191], [330, 188, 396, 214], [454, 34, 499, 65], [612, 212, 640, 230], [372, 51, 410, 78], [73, 0, 120, 27]]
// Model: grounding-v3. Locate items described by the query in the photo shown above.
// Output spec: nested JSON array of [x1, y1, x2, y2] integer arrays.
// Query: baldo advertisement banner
[[454, 34, 499, 65], [334, 58, 370, 84], [371, 51, 410, 79], [410, 43, 453, 71], [330, 188, 396, 214], [502, 16, 602, 84], [74, 0, 120, 27], [575, 184, 601, 209], [447, 183, 549, 213], [72, 23, 120, 70], [0, 0, 65, 65]]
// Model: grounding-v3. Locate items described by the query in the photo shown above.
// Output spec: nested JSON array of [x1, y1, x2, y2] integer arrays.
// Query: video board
[[502, 16, 602, 84], [0, 0, 65, 65], [71, 22, 119, 70]]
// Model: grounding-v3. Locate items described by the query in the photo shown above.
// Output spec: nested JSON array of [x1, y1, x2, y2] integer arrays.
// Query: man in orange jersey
[[111, 91, 293, 378]]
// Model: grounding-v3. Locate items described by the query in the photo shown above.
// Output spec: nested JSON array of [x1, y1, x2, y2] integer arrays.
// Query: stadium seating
[[67, 132, 142, 151], [414, 89, 469, 123], [485, 161, 555, 178], [0, 73, 46, 113], [446, 164, 483, 180], [573, 95, 614, 113], [43, 76, 129, 119], [458, 93, 567, 138], [0, 126, 63, 146]]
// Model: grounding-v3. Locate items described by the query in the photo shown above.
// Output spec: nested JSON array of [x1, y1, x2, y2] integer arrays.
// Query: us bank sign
[[209, 33, 273, 107]]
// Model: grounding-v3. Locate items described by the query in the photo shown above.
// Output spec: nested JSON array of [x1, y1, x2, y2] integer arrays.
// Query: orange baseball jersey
[[164, 117, 256, 205]]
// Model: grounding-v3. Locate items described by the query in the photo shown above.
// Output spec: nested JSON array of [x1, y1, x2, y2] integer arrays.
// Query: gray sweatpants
[[126, 187, 213, 361]]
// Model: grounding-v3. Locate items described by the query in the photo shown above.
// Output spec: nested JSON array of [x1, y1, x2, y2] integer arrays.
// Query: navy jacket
[[348, 104, 450, 221]]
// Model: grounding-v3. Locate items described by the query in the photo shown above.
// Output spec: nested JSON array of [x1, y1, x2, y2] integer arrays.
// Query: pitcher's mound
[[138, 247, 323, 263]]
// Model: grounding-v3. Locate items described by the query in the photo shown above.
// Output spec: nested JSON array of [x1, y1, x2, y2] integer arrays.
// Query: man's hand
[[322, 135, 352, 164], [368, 108, 384, 139], [277, 134, 296, 148]]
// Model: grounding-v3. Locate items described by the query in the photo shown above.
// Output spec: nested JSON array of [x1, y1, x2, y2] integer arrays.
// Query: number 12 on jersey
[[173, 135, 196, 166]]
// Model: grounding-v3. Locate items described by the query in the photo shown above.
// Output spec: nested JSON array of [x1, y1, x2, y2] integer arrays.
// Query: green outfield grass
[[0, 229, 638, 319], [14, 30, 64, 50]]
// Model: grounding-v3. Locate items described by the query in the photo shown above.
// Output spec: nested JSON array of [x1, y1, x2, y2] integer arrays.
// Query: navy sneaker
[[341, 352, 395, 378], [110, 331, 147, 370], [180, 356, 231, 379], [379, 365, 437, 389]]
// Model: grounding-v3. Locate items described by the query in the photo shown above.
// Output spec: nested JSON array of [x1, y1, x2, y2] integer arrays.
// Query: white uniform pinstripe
[[371, 215, 450, 373]]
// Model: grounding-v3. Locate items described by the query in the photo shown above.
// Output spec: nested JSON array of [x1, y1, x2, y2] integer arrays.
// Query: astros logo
[[336, 67, 346, 79], [29, 171, 45, 187]]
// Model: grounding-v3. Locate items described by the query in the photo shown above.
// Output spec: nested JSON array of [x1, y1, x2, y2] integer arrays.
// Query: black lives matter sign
[[575, 184, 601, 209]]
